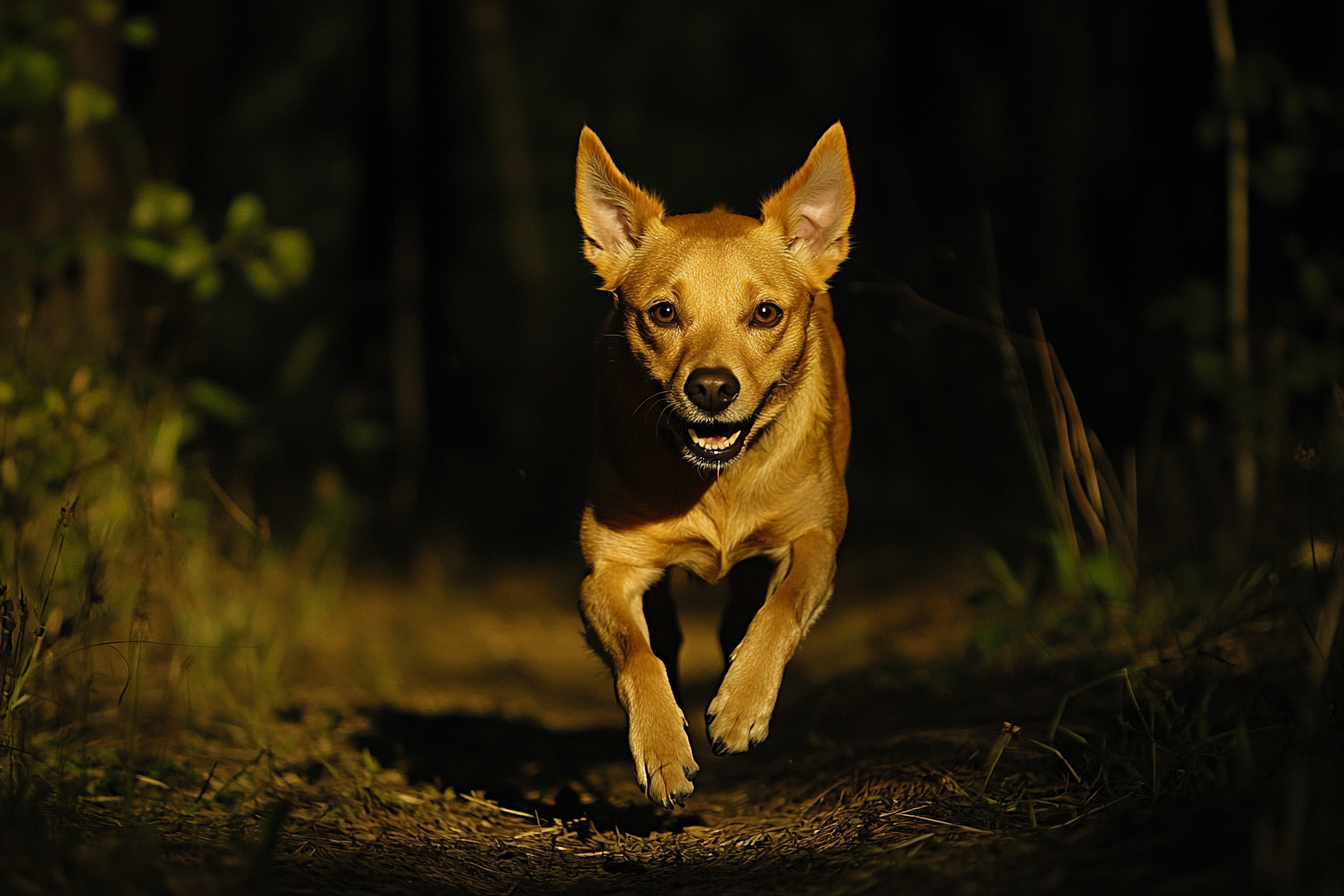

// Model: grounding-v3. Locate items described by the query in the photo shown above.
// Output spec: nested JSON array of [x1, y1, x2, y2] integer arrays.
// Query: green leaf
[[164, 228, 212, 280], [44, 387, 68, 418], [1083, 551, 1130, 606], [64, 79, 118, 133], [123, 233, 168, 266], [269, 228, 312, 284], [186, 379, 252, 427], [226, 194, 266, 233], [122, 14, 158, 49], [128, 189, 159, 230], [160, 185, 194, 227], [983, 549, 1026, 607], [150, 408, 191, 473], [243, 258, 283, 298], [1050, 531, 1085, 598], [129, 182, 194, 231], [0, 46, 62, 112]]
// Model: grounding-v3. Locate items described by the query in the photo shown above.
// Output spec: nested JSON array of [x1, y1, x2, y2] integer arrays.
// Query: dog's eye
[[750, 302, 783, 328], [648, 302, 679, 328]]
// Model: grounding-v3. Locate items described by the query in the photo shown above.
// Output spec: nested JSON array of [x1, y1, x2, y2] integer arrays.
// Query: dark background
[[118, 0, 1344, 563]]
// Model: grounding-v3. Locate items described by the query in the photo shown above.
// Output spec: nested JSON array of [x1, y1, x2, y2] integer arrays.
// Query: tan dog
[[574, 124, 854, 807]]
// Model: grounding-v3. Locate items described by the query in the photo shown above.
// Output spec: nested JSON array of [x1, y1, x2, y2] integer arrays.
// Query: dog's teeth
[[688, 426, 742, 452]]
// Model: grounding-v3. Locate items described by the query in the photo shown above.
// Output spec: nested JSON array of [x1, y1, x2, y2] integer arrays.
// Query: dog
[[574, 124, 854, 807]]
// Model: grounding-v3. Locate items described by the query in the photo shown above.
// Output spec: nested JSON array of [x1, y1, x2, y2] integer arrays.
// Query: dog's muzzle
[[667, 367, 761, 468]]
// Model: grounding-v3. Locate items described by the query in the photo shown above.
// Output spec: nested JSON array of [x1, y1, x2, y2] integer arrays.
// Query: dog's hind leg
[[581, 563, 699, 807], [705, 529, 838, 755]]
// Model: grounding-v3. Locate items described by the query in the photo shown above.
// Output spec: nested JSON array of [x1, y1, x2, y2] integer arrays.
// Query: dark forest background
[[11, 0, 1344, 567], [1, 3, 1342, 889]]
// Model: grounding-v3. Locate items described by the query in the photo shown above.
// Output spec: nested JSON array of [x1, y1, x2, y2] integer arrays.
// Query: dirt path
[[123, 547, 1258, 894]]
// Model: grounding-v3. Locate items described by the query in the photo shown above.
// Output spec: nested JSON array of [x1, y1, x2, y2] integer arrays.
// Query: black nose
[[684, 367, 740, 414]]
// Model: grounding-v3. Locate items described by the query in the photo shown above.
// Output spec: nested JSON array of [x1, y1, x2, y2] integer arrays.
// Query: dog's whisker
[[632, 389, 672, 422]]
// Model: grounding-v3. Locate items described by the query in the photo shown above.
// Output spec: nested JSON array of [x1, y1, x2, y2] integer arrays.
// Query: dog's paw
[[705, 667, 780, 755], [629, 717, 699, 808]]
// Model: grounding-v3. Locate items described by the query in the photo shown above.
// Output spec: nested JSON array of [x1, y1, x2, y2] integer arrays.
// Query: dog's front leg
[[706, 529, 838, 754], [581, 563, 699, 807]]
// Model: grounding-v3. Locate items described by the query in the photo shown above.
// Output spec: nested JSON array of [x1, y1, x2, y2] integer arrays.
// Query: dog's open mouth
[[670, 414, 755, 467]]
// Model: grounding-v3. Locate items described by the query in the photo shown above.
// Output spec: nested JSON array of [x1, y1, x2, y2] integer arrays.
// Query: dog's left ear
[[761, 123, 855, 290]]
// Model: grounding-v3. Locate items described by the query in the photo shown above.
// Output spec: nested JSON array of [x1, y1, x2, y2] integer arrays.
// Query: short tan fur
[[575, 124, 855, 807]]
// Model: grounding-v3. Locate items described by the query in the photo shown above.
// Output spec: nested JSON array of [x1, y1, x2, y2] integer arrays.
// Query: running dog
[[574, 124, 854, 807]]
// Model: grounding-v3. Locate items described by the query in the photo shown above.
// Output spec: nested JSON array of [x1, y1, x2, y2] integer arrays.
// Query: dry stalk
[[1208, 0, 1255, 524], [1031, 311, 1107, 551], [1024, 312, 1140, 597], [1049, 341, 1104, 517], [1087, 432, 1139, 587], [974, 722, 1021, 799]]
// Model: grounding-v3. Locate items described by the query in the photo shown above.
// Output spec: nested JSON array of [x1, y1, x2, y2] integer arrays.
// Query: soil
[[18, 544, 1303, 895]]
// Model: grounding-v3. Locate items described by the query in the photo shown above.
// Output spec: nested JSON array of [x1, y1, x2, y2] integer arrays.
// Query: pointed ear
[[575, 127, 666, 288], [761, 122, 855, 289]]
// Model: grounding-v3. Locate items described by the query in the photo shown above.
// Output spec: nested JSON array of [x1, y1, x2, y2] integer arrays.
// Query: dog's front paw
[[705, 663, 782, 755], [629, 714, 699, 808]]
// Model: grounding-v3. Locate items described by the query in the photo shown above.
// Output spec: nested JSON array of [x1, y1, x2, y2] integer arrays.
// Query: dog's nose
[[684, 367, 740, 414]]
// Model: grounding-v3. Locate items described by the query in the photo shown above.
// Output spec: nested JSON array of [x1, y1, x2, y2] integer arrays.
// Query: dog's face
[[610, 211, 816, 468], [577, 126, 854, 469]]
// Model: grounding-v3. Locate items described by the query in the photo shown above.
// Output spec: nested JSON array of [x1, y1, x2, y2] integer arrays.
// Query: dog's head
[[576, 125, 855, 470]]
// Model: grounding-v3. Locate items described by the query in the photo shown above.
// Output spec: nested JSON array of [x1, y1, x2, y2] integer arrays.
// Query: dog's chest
[[666, 493, 784, 583]]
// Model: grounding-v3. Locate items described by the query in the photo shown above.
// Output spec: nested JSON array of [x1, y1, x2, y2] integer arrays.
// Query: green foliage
[[1, 4, 313, 305], [1199, 51, 1337, 208], [0, 2, 340, 799], [976, 537, 1138, 663], [185, 378, 252, 427], [120, 14, 155, 49], [0, 0, 152, 120], [61, 77, 114, 132], [0, 43, 61, 112], [127, 181, 313, 301], [0, 347, 357, 769], [1170, 47, 1343, 403], [0, 357, 173, 747]]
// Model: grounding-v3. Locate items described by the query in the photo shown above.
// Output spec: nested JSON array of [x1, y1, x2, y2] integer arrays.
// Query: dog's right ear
[[576, 127, 666, 288]]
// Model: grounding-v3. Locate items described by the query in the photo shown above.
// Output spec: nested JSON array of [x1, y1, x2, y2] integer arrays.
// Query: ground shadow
[[355, 709, 706, 834]]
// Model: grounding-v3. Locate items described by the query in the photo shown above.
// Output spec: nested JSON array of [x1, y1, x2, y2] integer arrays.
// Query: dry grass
[[10, 545, 1289, 896], [27, 693, 1140, 896]]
